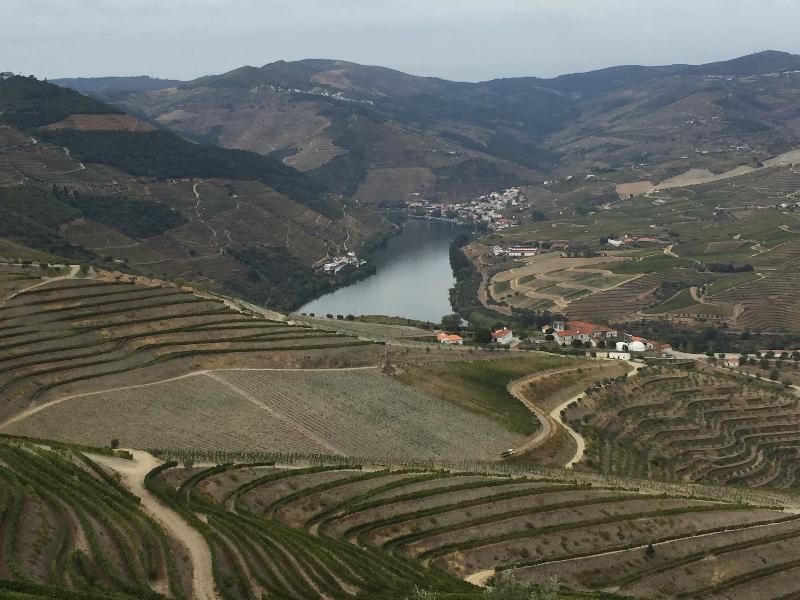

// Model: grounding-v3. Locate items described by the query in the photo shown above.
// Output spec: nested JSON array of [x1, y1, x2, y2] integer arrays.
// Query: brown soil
[[42, 114, 156, 132]]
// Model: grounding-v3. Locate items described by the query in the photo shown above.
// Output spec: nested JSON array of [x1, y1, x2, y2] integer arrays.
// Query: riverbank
[[299, 219, 464, 322]]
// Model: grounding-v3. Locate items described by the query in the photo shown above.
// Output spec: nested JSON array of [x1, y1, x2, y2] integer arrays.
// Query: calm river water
[[298, 219, 462, 322]]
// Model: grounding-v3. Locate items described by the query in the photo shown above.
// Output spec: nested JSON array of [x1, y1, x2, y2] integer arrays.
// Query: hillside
[[104, 51, 800, 205], [0, 75, 390, 310], [51, 75, 183, 95], [472, 150, 800, 341]]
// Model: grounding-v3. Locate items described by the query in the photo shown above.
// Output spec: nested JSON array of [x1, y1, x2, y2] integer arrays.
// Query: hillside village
[[407, 186, 527, 231]]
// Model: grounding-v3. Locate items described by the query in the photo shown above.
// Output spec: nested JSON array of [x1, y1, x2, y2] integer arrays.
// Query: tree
[[441, 313, 462, 331], [645, 543, 655, 557], [544, 334, 554, 342], [474, 327, 493, 344], [571, 339, 584, 348], [110, 438, 120, 449]]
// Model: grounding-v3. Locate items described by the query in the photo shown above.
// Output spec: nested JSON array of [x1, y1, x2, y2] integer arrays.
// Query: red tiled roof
[[565, 321, 615, 335], [492, 328, 512, 339], [437, 332, 463, 342], [555, 329, 580, 337]]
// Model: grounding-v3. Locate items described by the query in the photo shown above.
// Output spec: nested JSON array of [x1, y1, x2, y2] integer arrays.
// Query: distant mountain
[[107, 51, 800, 203], [51, 75, 182, 95], [0, 75, 389, 310]]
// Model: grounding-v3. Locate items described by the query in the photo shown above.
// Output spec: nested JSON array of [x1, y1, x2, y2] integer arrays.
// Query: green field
[[395, 354, 576, 435], [642, 288, 695, 314]]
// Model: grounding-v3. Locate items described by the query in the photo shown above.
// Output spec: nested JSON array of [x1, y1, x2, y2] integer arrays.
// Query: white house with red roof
[[436, 332, 464, 345], [491, 328, 513, 345], [550, 320, 617, 345]]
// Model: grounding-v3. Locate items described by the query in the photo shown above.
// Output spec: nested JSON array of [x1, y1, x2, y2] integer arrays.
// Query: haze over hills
[[57, 50, 800, 205]]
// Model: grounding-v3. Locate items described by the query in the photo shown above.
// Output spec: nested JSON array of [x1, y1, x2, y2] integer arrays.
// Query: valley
[[4, 42, 800, 600]]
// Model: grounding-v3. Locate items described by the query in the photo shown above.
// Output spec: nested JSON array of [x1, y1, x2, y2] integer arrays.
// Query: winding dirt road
[[509, 362, 642, 468], [89, 450, 219, 600]]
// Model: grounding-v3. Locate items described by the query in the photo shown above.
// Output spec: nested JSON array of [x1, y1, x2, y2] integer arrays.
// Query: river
[[298, 219, 462, 322]]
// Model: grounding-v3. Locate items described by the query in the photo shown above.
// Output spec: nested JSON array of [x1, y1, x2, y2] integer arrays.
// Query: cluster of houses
[[436, 326, 514, 346], [318, 252, 366, 275], [247, 83, 375, 106], [545, 320, 672, 359], [406, 187, 526, 232], [492, 240, 572, 258]]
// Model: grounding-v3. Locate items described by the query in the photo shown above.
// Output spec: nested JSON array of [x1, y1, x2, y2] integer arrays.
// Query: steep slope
[[110, 51, 800, 202], [0, 75, 389, 310]]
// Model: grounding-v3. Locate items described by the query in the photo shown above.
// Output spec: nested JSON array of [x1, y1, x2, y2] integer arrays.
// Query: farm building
[[552, 320, 618, 345], [436, 332, 464, 345], [491, 328, 513, 344], [616, 340, 647, 353], [493, 245, 538, 257], [607, 351, 632, 360]]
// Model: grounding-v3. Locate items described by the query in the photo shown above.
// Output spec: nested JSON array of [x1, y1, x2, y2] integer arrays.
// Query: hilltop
[[86, 51, 800, 205]]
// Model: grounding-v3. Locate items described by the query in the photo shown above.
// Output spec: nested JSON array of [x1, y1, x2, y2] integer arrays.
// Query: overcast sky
[[6, 0, 800, 82]]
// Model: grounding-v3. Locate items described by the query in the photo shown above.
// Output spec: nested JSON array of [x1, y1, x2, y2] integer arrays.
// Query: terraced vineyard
[[566, 269, 712, 322], [566, 365, 800, 487], [713, 272, 800, 333], [4, 367, 524, 460], [0, 276, 374, 424], [147, 456, 800, 600], [0, 436, 193, 599]]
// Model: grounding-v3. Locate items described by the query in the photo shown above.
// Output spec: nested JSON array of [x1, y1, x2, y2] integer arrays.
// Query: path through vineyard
[[90, 450, 220, 600]]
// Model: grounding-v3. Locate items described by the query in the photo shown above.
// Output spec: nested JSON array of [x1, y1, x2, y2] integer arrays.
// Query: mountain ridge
[[89, 50, 800, 205]]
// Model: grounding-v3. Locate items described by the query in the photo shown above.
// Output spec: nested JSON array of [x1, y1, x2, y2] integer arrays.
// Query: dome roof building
[[629, 340, 647, 353]]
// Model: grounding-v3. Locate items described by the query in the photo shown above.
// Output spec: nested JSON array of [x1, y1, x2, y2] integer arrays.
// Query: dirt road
[[548, 391, 586, 469], [0, 264, 81, 306], [507, 367, 582, 458], [510, 362, 641, 468], [89, 450, 219, 600]]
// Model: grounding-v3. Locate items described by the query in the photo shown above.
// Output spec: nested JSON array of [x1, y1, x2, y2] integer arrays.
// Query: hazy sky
[[6, 0, 800, 82]]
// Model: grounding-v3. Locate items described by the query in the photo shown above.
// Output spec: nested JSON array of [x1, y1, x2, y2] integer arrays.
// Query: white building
[[491, 328, 513, 345]]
